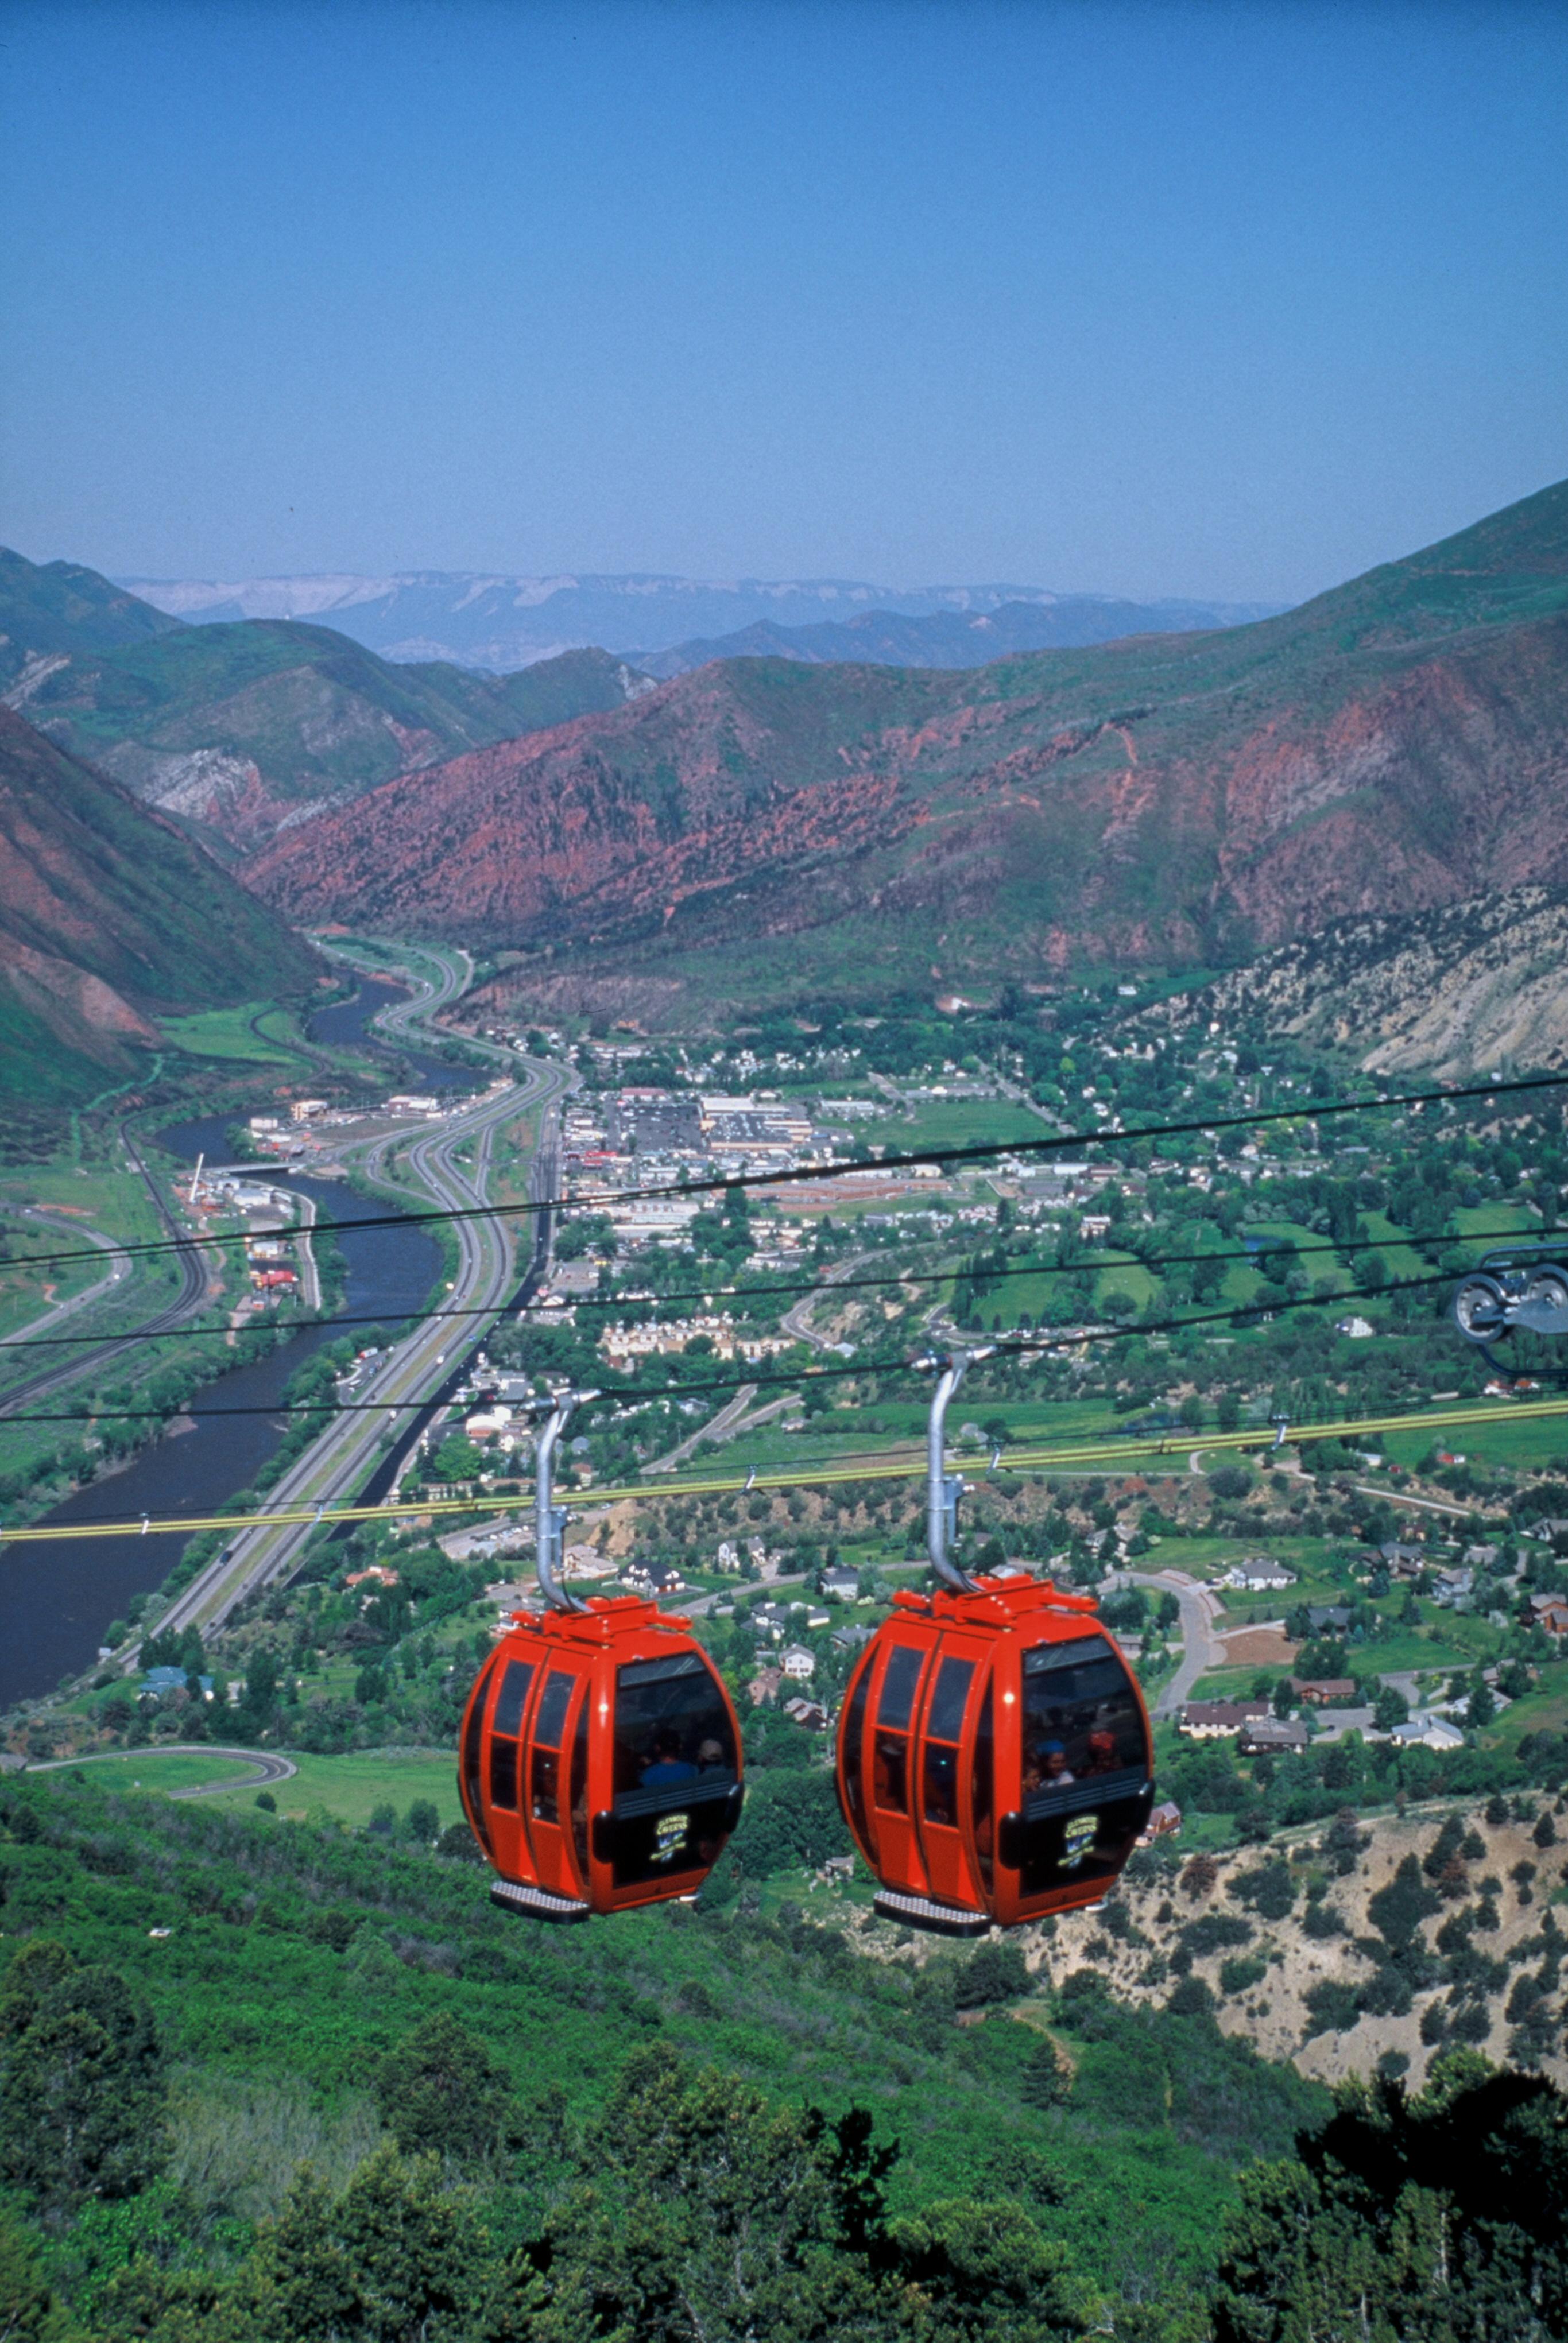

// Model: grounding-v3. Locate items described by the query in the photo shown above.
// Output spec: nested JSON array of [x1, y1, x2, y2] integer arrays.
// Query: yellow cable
[[4, 1392, 1562, 1546]]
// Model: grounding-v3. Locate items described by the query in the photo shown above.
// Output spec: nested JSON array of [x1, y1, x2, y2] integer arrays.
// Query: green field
[[26, 1748, 463, 1831], [1379, 1413, 1568, 1471], [158, 1002, 305, 1064], [36, 1751, 260, 1795], [214, 1748, 463, 1831], [873, 1097, 1050, 1152]]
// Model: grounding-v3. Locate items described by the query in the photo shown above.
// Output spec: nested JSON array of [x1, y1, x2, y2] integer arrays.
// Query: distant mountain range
[[237, 478, 1568, 1024], [0, 705, 318, 1103], [10, 482, 1567, 1063], [0, 550, 649, 854], [117, 568, 1279, 673]]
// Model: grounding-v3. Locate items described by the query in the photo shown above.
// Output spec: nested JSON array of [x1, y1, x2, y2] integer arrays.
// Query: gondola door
[[866, 1635, 935, 1899], [525, 1663, 589, 1904], [482, 1651, 537, 1887], [913, 1645, 990, 1913]]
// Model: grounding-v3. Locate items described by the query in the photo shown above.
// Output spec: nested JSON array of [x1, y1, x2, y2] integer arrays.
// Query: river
[[0, 981, 451, 1709]]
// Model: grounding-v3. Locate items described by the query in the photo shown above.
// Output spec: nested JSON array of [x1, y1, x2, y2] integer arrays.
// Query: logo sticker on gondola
[[655, 1813, 690, 1864], [1062, 1814, 1098, 1871]]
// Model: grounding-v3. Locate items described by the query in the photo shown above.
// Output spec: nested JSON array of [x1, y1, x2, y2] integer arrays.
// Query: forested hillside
[[1, 1771, 1564, 2340]]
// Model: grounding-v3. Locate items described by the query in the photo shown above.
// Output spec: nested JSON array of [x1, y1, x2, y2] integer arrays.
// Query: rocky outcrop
[[237, 478, 1568, 1017], [1168, 885, 1568, 1079]]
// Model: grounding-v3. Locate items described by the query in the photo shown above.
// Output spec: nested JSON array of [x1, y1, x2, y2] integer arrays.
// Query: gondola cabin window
[[595, 1649, 740, 1893], [489, 1657, 534, 1813], [531, 1668, 576, 1823], [1019, 1635, 1148, 1801], [922, 1656, 974, 1827], [873, 1643, 926, 1815], [462, 1658, 496, 1856], [613, 1651, 736, 1795]]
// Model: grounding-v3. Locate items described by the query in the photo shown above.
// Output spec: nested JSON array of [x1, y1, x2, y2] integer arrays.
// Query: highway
[[151, 958, 568, 1639]]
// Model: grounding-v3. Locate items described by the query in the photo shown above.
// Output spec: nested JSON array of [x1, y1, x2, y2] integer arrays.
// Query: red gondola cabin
[[459, 1595, 744, 1921], [836, 1574, 1153, 1934]]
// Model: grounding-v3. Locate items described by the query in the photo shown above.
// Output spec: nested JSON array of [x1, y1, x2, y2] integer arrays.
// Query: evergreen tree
[[0, 1941, 167, 2216], [1214, 2061, 1567, 2342]]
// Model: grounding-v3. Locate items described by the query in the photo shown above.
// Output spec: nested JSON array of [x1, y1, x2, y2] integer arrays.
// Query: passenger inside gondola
[[1019, 1635, 1147, 1802], [641, 1730, 698, 1787], [613, 1652, 737, 1799]]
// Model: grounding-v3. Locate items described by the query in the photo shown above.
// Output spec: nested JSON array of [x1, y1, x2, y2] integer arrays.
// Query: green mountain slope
[[0, 706, 319, 1102], [0, 1764, 1328, 2330], [0, 548, 183, 690], [241, 478, 1568, 1020], [0, 548, 648, 854]]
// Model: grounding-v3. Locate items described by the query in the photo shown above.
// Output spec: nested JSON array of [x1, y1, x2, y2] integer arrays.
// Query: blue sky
[[2, 0, 1565, 602]]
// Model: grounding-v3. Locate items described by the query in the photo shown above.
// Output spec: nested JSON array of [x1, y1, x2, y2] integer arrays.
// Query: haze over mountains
[[239, 479, 1568, 1023], [5, 477, 1565, 1076], [119, 568, 1279, 675], [0, 549, 648, 855]]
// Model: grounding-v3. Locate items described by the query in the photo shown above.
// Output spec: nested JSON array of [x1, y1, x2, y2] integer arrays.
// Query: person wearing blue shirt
[[641, 1729, 697, 1787]]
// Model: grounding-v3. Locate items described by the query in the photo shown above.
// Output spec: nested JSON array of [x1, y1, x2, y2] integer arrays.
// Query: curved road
[[3, 1212, 128, 1347], [28, 1744, 297, 1796], [0, 1125, 212, 1415], [1112, 1566, 1226, 1720]]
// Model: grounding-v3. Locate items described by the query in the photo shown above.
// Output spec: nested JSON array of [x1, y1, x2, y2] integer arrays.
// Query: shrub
[[1019, 2039, 1073, 2109], [1358, 1965, 1414, 2019], [1218, 1956, 1267, 1998], [1368, 1856, 1442, 1954], [1423, 1815, 1467, 1881], [953, 1940, 1031, 2009], [0, 1941, 168, 2212], [1180, 1913, 1253, 1959], [1228, 1860, 1294, 1921], [1302, 1979, 1361, 2038], [1302, 1899, 1345, 1940], [1167, 1976, 1215, 2017], [374, 2010, 520, 2163]]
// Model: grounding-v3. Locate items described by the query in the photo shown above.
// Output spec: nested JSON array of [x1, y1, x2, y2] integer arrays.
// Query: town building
[[1237, 1717, 1309, 1755], [831, 1622, 874, 1654], [1288, 1676, 1358, 1706], [1178, 1698, 1269, 1738], [1389, 1714, 1465, 1753]]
